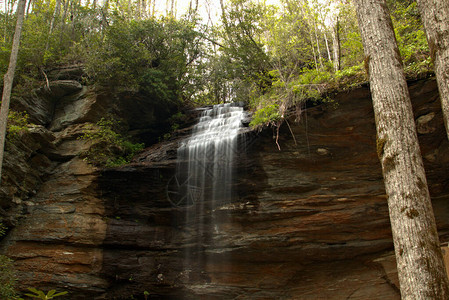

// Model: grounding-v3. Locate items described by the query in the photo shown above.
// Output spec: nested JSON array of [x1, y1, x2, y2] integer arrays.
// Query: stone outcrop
[[1, 77, 448, 299], [0, 68, 179, 298]]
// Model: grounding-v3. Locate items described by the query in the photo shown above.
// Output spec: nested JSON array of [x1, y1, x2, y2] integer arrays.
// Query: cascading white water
[[169, 103, 246, 287], [182, 103, 244, 204], [170, 103, 246, 208]]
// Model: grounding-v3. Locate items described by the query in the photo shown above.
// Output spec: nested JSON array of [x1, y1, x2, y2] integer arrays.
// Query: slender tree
[[0, 0, 27, 182], [331, 16, 340, 71], [415, 0, 449, 140], [354, 0, 449, 298]]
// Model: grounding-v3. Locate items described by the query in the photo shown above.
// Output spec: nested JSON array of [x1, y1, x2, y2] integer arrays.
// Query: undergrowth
[[79, 118, 144, 167]]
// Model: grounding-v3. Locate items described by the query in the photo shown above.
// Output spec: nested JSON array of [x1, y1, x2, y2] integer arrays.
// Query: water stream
[[168, 103, 246, 288]]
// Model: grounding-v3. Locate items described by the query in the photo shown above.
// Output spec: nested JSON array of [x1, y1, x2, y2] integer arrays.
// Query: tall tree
[[354, 0, 449, 298], [331, 17, 340, 71], [0, 0, 27, 182], [415, 0, 449, 140]]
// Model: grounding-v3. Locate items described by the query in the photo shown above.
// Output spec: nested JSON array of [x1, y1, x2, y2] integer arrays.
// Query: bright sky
[[152, 0, 283, 25], [2, 0, 335, 26], [152, 0, 335, 26]]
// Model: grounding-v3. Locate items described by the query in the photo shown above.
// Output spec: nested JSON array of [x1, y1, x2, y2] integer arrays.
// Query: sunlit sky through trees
[[2, 0, 334, 26], [150, 0, 334, 25]]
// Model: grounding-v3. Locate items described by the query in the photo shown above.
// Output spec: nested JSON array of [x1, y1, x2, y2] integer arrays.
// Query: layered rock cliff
[[1, 75, 448, 299]]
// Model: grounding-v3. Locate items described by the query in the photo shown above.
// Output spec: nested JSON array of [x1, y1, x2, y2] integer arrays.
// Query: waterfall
[[169, 103, 246, 207], [168, 103, 246, 287]]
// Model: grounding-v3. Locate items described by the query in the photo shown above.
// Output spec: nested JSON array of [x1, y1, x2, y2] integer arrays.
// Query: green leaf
[[50, 291, 68, 298], [27, 288, 38, 293], [24, 294, 42, 299]]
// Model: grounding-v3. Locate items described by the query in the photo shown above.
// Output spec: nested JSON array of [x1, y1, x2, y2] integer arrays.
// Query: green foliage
[[0, 222, 7, 237], [81, 16, 206, 104], [249, 104, 281, 128], [0, 255, 18, 299], [24, 288, 68, 299], [388, 0, 431, 77], [7, 111, 30, 138], [338, 4, 364, 70], [291, 68, 332, 100], [80, 118, 144, 167], [0, 1, 97, 94], [0, 222, 18, 299], [159, 111, 189, 141], [334, 64, 366, 89], [214, 0, 272, 103], [0, 0, 434, 134], [239, 0, 431, 128]]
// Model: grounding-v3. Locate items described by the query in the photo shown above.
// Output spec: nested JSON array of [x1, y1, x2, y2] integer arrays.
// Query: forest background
[[0, 0, 431, 131], [0, 0, 441, 298]]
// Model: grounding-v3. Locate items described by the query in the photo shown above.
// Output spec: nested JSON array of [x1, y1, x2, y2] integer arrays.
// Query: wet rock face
[[1, 78, 448, 299], [98, 79, 449, 299], [0, 71, 180, 299]]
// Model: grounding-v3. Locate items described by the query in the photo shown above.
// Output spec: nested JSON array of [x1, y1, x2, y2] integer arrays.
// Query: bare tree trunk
[[415, 0, 449, 140], [26, 0, 33, 16], [309, 30, 319, 71], [323, 31, 332, 64], [354, 0, 449, 298], [331, 17, 340, 72], [313, 20, 323, 69], [0, 0, 27, 183]]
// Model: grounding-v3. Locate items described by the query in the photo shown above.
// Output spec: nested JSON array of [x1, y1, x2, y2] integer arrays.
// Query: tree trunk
[[324, 31, 332, 63], [308, 30, 319, 71], [354, 0, 449, 299], [0, 0, 27, 183], [313, 19, 323, 69], [331, 17, 340, 72], [415, 0, 449, 140], [26, 0, 33, 17]]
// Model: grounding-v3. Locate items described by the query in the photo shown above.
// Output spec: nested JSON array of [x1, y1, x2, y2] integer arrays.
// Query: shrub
[[7, 111, 29, 138], [249, 103, 281, 128], [0, 255, 18, 299], [80, 118, 144, 167], [24, 287, 68, 299]]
